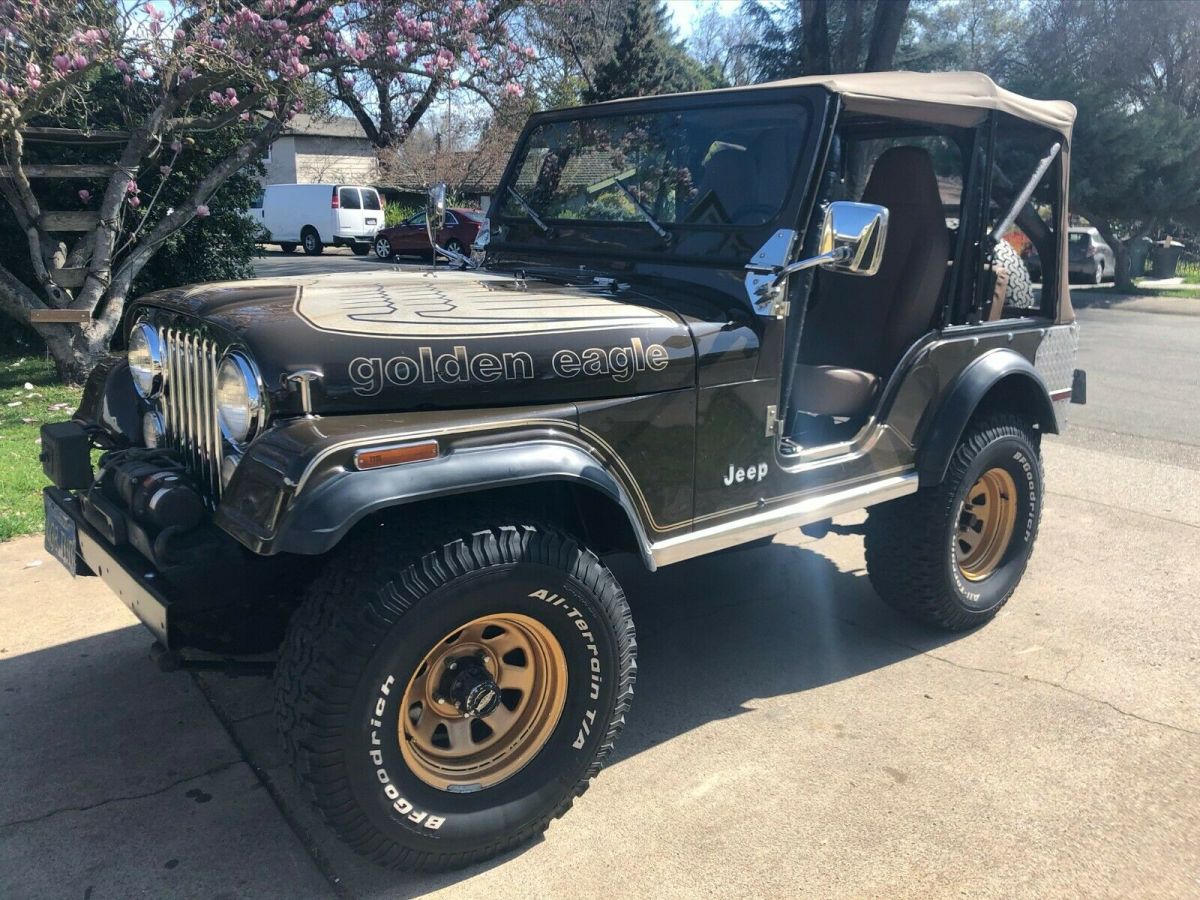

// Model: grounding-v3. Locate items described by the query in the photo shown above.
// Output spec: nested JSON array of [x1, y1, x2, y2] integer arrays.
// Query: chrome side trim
[[650, 470, 918, 567]]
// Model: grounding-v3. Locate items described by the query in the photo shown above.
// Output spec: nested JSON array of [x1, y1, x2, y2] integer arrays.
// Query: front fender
[[213, 408, 656, 569], [280, 440, 654, 565], [916, 348, 1058, 487]]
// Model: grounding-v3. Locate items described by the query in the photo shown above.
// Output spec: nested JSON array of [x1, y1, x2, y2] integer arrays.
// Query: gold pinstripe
[[290, 414, 905, 536]]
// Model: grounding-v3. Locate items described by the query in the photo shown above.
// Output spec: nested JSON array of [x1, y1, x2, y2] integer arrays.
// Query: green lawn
[[0, 351, 83, 541]]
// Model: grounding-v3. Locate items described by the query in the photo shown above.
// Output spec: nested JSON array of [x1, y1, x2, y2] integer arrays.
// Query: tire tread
[[273, 518, 636, 872], [864, 413, 1042, 631]]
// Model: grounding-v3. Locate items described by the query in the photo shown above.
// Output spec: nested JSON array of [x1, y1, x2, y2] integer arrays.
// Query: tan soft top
[[781, 71, 1074, 135], [637, 71, 1075, 138]]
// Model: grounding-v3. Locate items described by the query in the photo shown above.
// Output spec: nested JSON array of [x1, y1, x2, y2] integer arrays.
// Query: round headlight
[[128, 321, 163, 399], [216, 352, 263, 445]]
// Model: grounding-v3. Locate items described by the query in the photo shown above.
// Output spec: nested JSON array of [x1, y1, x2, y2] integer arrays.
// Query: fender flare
[[269, 439, 657, 569], [916, 348, 1058, 487]]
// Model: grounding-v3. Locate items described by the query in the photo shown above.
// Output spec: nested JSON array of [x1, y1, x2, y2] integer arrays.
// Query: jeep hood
[[135, 269, 695, 416]]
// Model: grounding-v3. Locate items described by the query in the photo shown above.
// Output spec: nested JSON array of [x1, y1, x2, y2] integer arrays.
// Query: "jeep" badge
[[723, 462, 769, 485]]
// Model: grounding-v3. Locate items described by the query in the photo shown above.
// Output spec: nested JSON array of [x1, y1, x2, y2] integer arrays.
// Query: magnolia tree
[[0, 0, 530, 381]]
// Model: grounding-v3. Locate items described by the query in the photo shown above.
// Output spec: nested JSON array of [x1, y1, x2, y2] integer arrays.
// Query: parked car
[[252, 183, 384, 256], [1067, 226, 1115, 284], [42, 71, 1085, 873], [373, 207, 484, 260]]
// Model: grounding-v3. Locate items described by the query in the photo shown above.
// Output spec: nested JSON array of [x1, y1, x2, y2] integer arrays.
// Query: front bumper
[[44, 487, 173, 645]]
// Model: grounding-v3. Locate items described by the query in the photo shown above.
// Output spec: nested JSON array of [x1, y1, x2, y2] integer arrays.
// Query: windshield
[[501, 102, 811, 229]]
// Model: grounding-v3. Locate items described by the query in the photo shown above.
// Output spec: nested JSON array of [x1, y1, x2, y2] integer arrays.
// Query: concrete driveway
[[2, 296, 1198, 897]]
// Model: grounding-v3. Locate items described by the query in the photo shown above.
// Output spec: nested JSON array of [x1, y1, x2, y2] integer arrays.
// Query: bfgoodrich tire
[[274, 523, 636, 871], [864, 414, 1043, 631]]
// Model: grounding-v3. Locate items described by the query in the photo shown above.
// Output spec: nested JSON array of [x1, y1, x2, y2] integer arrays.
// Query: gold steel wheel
[[955, 467, 1019, 581], [399, 614, 568, 792]]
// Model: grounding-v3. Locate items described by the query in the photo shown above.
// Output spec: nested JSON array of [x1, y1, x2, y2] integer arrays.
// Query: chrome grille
[[159, 326, 223, 500]]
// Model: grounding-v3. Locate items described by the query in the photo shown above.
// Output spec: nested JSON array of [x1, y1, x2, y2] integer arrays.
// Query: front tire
[[274, 523, 636, 871], [279, 242, 297, 254], [864, 414, 1043, 631], [351, 242, 370, 256]]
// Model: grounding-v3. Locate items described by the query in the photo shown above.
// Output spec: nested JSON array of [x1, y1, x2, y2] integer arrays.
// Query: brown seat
[[795, 146, 950, 418]]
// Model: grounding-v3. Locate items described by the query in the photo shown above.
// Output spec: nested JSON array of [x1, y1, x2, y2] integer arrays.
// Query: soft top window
[[502, 102, 810, 229]]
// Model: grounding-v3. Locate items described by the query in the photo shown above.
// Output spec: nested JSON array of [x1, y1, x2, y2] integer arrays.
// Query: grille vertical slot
[[161, 327, 223, 501]]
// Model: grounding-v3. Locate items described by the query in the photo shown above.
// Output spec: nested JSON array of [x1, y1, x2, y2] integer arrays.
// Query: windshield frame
[[490, 86, 827, 254]]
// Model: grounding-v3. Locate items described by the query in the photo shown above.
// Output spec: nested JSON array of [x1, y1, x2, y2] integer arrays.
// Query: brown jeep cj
[[41, 72, 1084, 870]]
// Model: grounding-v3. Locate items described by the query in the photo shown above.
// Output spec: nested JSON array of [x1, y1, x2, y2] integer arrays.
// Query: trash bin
[[1129, 236, 1153, 276], [1151, 244, 1183, 278]]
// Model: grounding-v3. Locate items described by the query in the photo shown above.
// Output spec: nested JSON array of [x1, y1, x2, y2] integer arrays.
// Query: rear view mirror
[[425, 183, 447, 249], [818, 201, 888, 276]]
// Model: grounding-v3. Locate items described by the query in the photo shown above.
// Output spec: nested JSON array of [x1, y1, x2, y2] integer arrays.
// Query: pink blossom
[[195, 204, 210, 218], [159, 165, 172, 176], [52, 54, 70, 75], [125, 179, 138, 194], [78, 189, 91, 203], [170, 139, 183, 153], [504, 82, 523, 98], [128, 195, 141, 208]]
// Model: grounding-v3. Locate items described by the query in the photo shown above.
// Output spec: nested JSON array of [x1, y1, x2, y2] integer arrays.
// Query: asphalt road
[[2, 270, 1198, 898], [252, 245, 437, 278]]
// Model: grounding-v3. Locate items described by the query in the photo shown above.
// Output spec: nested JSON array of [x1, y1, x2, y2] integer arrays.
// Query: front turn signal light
[[354, 440, 439, 471]]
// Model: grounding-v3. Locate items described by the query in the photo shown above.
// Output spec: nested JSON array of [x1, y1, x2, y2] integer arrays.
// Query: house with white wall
[[262, 114, 379, 185]]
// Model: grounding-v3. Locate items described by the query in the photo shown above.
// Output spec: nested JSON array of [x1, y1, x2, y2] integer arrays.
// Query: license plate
[[44, 495, 79, 577], [366, 218, 377, 225]]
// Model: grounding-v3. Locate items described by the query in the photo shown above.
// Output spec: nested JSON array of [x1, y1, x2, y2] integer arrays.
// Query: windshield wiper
[[612, 174, 670, 241], [506, 186, 550, 234]]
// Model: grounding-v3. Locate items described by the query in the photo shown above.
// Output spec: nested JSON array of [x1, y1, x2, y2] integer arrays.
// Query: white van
[[251, 183, 384, 255]]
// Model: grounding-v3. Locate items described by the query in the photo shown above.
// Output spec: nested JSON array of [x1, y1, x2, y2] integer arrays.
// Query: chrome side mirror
[[744, 201, 889, 316], [818, 201, 888, 276], [424, 181, 479, 270], [425, 182, 447, 249]]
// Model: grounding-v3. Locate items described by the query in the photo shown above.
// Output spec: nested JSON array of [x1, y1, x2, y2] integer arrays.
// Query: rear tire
[[864, 414, 1043, 631], [279, 242, 297, 254], [302, 228, 323, 255], [351, 243, 370, 256], [274, 522, 636, 871], [375, 236, 393, 260], [1093, 259, 1104, 285]]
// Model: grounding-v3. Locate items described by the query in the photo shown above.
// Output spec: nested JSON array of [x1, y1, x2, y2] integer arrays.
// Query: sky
[[665, 0, 746, 39]]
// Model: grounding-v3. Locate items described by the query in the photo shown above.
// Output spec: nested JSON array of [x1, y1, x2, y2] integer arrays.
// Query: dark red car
[[373, 207, 485, 260]]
